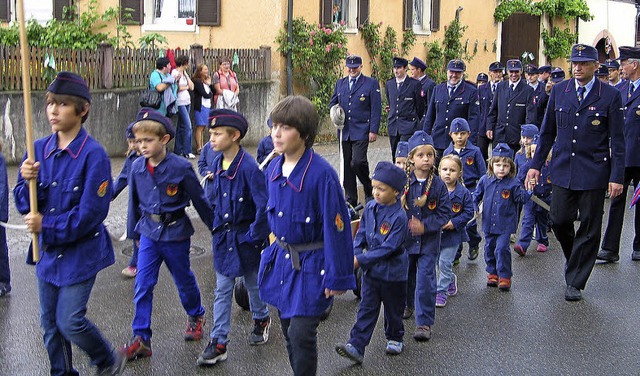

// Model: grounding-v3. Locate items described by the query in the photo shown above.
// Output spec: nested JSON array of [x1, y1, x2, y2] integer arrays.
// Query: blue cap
[[125, 122, 135, 139], [408, 130, 434, 152], [47, 71, 91, 103], [492, 143, 513, 159], [489, 61, 504, 72], [209, 108, 249, 139], [618, 46, 640, 61], [531, 135, 539, 145], [409, 57, 427, 71], [396, 141, 409, 158], [550, 67, 565, 83], [135, 108, 176, 140], [267, 117, 273, 129], [570, 44, 598, 62], [450, 118, 470, 133], [447, 59, 466, 72], [520, 124, 539, 138], [371, 161, 407, 193], [596, 64, 609, 77], [524, 64, 538, 74], [605, 58, 620, 69], [538, 65, 552, 73], [477, 72, 489, 82], [346, 55, 363, 68], [506, 59, 522, 71], [393, 57, 408, 67]]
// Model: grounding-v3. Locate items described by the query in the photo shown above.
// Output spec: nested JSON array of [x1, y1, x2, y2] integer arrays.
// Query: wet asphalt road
[[2, 137, 640, 375]]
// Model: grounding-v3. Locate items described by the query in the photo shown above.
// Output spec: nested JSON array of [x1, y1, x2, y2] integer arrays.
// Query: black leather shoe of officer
[[565, 285, 582, 301], [632, 250, 640, 261], [596, 249, 619, 262]]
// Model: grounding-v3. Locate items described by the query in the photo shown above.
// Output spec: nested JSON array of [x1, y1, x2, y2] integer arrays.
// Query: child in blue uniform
[[197, 135, 220, 200], [395, 141, 409, 171], [473, 143, 531, 291], [513, 124, 539, 257], [121, 108, 214, 361], [256, 117, 276, 169], [197, 109, 271, 366], [15, 71, 126, 375], [402, 131, 451, 341], [113, 122, 140, 278], [0, 147, 9, 297], [443, 118, 486, 261], [336, 161, 408, 363], [437, 155, 474, 307], [259, 96, 356, 376], [516, 139, 552, 254]]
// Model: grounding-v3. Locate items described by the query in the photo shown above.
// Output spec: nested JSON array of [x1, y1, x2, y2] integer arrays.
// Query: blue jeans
[[133, 236, 205, 340], [174, 104, 193, 155], [210, 271, 268, 344], [517, 201, 549, 249], [279, 314, 322, 376], [39, 276, 114, 376], [437, 244, 458, 294]]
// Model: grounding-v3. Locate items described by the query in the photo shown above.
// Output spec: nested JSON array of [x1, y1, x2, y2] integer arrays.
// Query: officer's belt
[[145, 209, 186, 225], [274, 238, 324, 271], [211, 221, 252, 235]]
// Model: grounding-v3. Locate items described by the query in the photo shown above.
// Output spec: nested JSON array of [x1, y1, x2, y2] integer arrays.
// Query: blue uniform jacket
[[487, 80, 537, 145], [531, 83, 548, 126], [256, 135, 274, 164], [622, 83, 640, 167], [386, 76, 425, 136], [354, 199, 408, 282], [474, 175, 531, 235], [127, 152, 214, 242], [422, 82, 480, 149], [258, 148, 356, 318], [419, 76, 437, 116], [614, 79, 629, 93], [112, 150, 137, 200], [441, 183, 474, 248], [443, 143, 487, 188], [404, 174, 451, 255], [477, 83, 494, 139], [531, 78, 625, 190], [14, 128, 115, 286], [514, 150, 530, 182], [330, 74, 382, 140], [210, 148, 269, 278], [197, 142, 221, 201]]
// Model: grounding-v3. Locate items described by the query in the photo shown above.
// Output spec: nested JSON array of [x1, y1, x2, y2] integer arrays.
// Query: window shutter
[[197, 0, 220, 26], [0, 0, 9, 22], [430, 0, 440, 31], [53, 0, 73, 20], [403, 0, 413, 31], [120, 0, 143, 25], [358, 0, 370, 26], [320, 0, 332, 26]]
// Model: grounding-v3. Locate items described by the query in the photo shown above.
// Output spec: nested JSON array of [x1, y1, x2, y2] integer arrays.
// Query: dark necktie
[[491, 83, 496, 94], [397, 81, 402, 91], [349, 78, 356, 91], [629, 83, 635, 99], [508, 83, 515, 99], [448, 85, 454, 97], [577, 86, 586, 103]]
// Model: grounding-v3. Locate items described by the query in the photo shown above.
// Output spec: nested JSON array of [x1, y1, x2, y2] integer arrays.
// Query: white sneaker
[[187, 153, 196, 159]]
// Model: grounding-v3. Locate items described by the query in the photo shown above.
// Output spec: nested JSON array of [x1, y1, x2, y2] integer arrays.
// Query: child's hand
[[20, 159, 40, 180], [25, 212, 43, 233], [324, 288, 346, 299], [353, 256, 359, 270], [442, 220, 454, 230], [408, 216, 425, 236], [206, 172, 214, 180]]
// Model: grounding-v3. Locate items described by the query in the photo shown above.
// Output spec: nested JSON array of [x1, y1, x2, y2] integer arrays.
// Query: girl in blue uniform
[[474, 143, 531, 291], [513, 124, 538, 256], [402, 131, 451, 341], [336, 161, 408, 363], [0, 146, 9, 298], [437, 155, 473, 307], [258, 96, 356, 376]]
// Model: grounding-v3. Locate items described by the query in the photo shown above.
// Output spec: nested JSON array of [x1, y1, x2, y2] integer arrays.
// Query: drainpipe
[[287, 0, 293, 95]]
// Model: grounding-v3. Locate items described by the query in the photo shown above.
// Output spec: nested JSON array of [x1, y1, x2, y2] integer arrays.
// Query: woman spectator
[[213, 57, 240, 111], [172, 55, 195, 159], [192, 64, 214, 154]]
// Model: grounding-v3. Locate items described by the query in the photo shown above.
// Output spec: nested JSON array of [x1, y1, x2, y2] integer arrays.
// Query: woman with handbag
[[192, 64, 214, 154], [148, 57, 177, 117], [213, 57, 239, 111], [172, 55, 196, 159]]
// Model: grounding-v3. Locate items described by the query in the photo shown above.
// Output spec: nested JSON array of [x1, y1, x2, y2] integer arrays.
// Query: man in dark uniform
[[421, 59, 479, 160], [525, 64, 547, 126], [330, 55, 382, 206], [538, 65, 552, 85], [526, 44, 625, 301], [386, 57, 425, 160], [596, 64, 609, 83], [477, 62, 504, 161], [606, 58, 627, 90], [477, 72, 488, 87], [598, 46, 640, 263], [408, 57, 436, 117], [486, 59, 536, 152]]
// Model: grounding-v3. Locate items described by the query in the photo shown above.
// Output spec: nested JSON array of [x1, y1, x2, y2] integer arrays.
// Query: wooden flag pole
[[16, 0, 40, 262]]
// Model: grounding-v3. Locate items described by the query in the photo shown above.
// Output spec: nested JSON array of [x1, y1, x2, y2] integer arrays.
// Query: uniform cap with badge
[[550, 67, 565, 83], [489, 61, 504, 72], [618, 46, 640, 61], [393, 57, 409, 67], [569, 44, 598, 62], [605, 58, 620, 69], [395, 141, 409, 159], [409, 57, 427, 71], [525, 64, 539, 75], [125, 122, 135, 139], [408, 130, 434, 152], [595, 64, 609, 77], [477, 73, 489, 82], [447, 59, 466, 72], [135, 108, 176, 140], [520, 124, 539, 138], [47, 71, 92, 103], [346, 55, 363, 68], [492, 143, 514, 159], [208, 108, 249, 139], [450, 117, 470, 133], [538, 65, 552, 73], [371, 161, 407, 193], [506, 59, 523, 72]]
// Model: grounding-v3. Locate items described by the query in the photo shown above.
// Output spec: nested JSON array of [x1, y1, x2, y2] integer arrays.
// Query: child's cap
[[47, 71, 91, 103], [135, 108, 176, 140], [209, 108, 248, 139], [450, 118, 470, 133], [520, 124, 539, 138], [267, 117, 273, 129], [396, 141, 409, 158], [408, 131, 434, 153], [492, 143, 514, 159], [371, 161, 407, 193], [125, 122, 135, 139]]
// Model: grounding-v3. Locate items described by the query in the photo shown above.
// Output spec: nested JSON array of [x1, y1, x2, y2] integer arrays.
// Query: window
[[403, 0, 440, 33], [320, 0, 369, 30], [142, 0, 197, 31], [0, 0, 9, 22]]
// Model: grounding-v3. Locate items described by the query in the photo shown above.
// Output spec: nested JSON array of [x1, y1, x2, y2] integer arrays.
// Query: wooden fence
[[0, 44, 272, 91]]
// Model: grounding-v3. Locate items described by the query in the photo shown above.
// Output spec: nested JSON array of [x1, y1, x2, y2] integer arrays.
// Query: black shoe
[[468, 245, 479, 260], [197, 339, 227, 366], [249, 317, 271, 345], [96, 349, 127, 375], [596, 249, 619, 263], [632, 251, 640, 261], [565, 285, 582, 301]]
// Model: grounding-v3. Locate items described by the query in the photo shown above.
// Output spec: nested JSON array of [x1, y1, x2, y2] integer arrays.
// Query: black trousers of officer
[[601, 167, 640, 255], [389, 134, 412, 163], [342, 139, 373, 207], [477, 135, 491, 162], [551, 185, 606, 290]]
